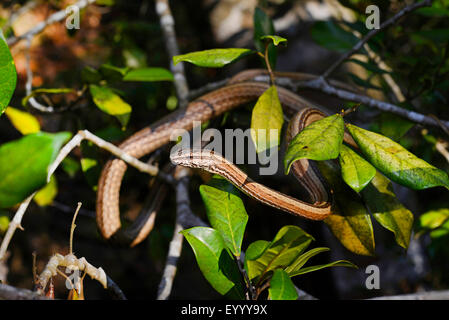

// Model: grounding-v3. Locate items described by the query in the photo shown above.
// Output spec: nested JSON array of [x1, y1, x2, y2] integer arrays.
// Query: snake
[[96, 69, 356, 243]]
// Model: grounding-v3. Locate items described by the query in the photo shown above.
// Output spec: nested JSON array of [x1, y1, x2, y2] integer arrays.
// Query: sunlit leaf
[[339, 144, 376, 192], [245, 225, 314, 282], [284, 114, 344, 174], [123, 68, 173, 82], [250, 85, 284, 153], [289, 260, 357, 276], [0, 132, 71, 208], [346, 124, 449, 190], [5, 107, 40, 135], [89, 84, 132, 129], [416, 208, 449, 232], [34, 175, 58, 207], [173, 49, 253, 68], [260, 35, 287, 46]]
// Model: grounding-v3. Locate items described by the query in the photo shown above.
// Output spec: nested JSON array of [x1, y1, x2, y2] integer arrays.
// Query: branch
[[156, 168, 208, 300], [249, 74, 449, 130], [369, 290, 449, 300], [0, 283, 50, 300], [322, 0, 432, 79], [0, 129, 166, 262], [155, 0, 190, 108], [6, 0, 98, 47]]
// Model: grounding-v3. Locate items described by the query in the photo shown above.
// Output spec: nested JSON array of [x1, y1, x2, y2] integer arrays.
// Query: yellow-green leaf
[[416, 208, 449, 234], [284, 114, 344, 174], [339, 144, 376, 192], [22, 88, 75, 107], [34, 175, 58, 207], [346, 124, 449, 190], [250, 85, 284, 153], [319, 161, 375, 256], [173, 49, 253, 68], [260, 35, 287, 46], [5, 107, 40, 135], [89, 85, 132, 129]]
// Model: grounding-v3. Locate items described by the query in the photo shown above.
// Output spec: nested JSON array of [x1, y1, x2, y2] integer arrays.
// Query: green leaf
[[81, 66, 102, 84], [0, 31, 17, 115], [260, 35, 287, 46], [430, 219, 449, 240], [416, 208, 449, 231], [339, 144, 376, 192], [99, 64, 129, 82], [346, 124, 449, 190], [89, 84, 132, 129], [362, 172, 414, 249], [34, 175, 58, 207], [173, 49, 253, 68], [5, 107, 41, 135], [0, 132, 71, 208], [289, 260, 357, 277], [22, 88, 75, 107], [319, 161, 375, 256], [245, 240, 271, 260], [362, 173, 413, 249], [199, 176, 248, 257], [253, 7, 277, 68], [244, 225, 314, 282], [310, 21, 359, 52], [268, 269, 298, 300], [182, 227, 245, 299], [123, 68, 173, 82], [284, 114, 344, 174], [250, 85, 284, 153], [284, 247, 330, 275]]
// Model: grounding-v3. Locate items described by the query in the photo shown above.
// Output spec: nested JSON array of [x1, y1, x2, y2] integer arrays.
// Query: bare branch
[[6, 0, 98, 47], [322, 0, 432, 79], [0, 129, 163, 262], [0, 283, 50, 300], [156, 168, 207, 300], [369, 290, 449, 300], [155, 0, 190, 108]]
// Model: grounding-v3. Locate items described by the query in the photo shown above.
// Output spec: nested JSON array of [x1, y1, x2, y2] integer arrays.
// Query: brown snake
[[96, 70, 355, 241]]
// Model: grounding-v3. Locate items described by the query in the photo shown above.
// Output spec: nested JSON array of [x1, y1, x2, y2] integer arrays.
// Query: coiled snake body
[[96, 70, 354, 242]]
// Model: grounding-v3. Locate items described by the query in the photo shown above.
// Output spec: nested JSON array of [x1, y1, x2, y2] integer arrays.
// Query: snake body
[[96, 71, 351, 240]]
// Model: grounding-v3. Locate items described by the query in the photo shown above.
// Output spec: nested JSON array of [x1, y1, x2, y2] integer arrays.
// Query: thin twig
[[24, 36, 55, 113], [0, 129, 165, 262], [69, 203, 83, 255], [156, 168, 204, 300], [155, 0, 189, 109], [321, 0, 432, 79], [6, 0, 98, 47], [0, 283, 50, 300]]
